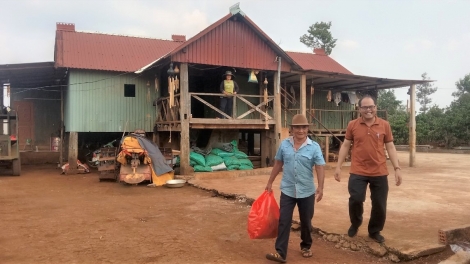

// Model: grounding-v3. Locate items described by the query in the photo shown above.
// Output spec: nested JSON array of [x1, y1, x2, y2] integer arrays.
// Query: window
[[124, 84, 135, 97]]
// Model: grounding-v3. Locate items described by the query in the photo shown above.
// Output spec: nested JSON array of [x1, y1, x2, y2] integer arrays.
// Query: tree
[[377, 89, 404, 115], [300, 22, 337, 55], [452, 73, 470, 98], [377, 89, 408, 144], [416, 73, 437, 113]]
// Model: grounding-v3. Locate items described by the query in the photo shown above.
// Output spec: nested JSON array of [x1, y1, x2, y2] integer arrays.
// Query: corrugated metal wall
[[12, 87, 61, 146], [281, 88, 356, 129], [171, 19, 291, 72], [65, 70, 157, 132]]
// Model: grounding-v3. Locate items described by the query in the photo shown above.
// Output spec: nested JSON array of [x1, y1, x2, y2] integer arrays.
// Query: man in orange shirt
[[334, 95, 402, 243]]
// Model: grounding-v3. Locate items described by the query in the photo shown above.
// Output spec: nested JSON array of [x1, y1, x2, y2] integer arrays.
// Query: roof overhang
[[0, 62, 67, 89], [283, 70, 432, 91]]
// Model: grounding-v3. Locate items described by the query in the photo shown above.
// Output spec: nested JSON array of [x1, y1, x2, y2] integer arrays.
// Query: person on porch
[[218, 71, 239, 118]]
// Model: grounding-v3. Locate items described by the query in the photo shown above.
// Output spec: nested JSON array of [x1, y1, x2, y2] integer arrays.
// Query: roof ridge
[[74, 30, 176, 42]]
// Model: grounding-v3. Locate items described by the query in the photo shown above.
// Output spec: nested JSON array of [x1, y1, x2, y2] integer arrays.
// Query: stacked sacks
[[210, 143, 253, 171], [190, 151, 212, 172], [189, 140, 254, 172]]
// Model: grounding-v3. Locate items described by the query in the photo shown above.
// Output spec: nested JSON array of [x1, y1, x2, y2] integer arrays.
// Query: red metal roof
[[286, 50, 353, 75], [168, 13, 299, 72], [54, 27, 181, 72]]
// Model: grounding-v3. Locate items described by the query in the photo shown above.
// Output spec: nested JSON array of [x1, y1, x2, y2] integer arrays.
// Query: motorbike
[[85, 139, 119, 168]]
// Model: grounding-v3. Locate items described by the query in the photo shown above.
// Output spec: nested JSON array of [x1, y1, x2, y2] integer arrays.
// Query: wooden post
[[300, 74, 306, 116], [409, 84, 416, 167], [60, 83, 64, 167], [324, 136, 330, 164], [260, 130, 268, 168], [274, 72, 282, 152], [179, 63, 191, 175], [67, 132, 78, 174]]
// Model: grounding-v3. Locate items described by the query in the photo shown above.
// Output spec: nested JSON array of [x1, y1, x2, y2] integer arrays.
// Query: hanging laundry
[[347, 91, 359, 105], [327, 90, 332, 102], [334, 92, 342, 106]]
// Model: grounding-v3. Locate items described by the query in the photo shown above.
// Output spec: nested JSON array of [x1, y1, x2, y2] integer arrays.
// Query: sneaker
[[369, 232, 385, 243], [348, 225, 358, 237]]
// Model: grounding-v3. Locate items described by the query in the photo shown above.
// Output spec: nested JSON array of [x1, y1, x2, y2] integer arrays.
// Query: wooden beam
[[409, 84, 416, 167], [325, 136, 330, 164], [179, 63, 191, 175], [274, 71, 282, 152], [189, 118, 275, 125], [300, 74, 306, 116], [67, 132, 78, 174], [192, 95, 231, 119]]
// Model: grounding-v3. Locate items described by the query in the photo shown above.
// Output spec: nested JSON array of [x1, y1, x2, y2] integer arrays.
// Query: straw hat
[[223, 71, 235, 78], [291, 114, 309, 126]]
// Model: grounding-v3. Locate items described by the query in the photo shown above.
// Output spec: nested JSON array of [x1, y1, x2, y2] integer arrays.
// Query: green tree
[[445, 93, 470, 145], [377, 89, 408, 144], [416, 73, 437, 113], [299, 22, 337, 55], [377, 89, 404, 115], [452, 73, 470, 98]]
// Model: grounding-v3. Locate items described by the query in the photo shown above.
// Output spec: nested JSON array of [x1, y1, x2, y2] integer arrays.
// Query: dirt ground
[[0, 164, 454, 264]]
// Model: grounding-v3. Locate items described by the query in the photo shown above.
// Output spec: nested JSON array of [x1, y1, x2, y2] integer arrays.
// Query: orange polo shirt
[[345, 117, 394, 176]]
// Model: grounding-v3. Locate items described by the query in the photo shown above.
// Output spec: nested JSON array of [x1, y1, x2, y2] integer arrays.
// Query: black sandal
[[266, 252, 286, 263]]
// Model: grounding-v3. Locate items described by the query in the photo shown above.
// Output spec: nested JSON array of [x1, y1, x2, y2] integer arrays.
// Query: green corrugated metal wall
[[281, 89, 356, 129], [65, 70, 157, 132]]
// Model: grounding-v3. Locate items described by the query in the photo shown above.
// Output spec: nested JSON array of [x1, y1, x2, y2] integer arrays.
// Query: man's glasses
[[360, 105, 376, 110]]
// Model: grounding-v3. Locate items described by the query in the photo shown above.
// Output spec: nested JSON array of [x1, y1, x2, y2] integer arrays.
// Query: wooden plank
[[274, 71, 282, 153], [67, 132, 78, 174], [190, 118, 275, 125], [190, 124, 271, 130], [300, 74, 306, 116], [236, 97, 273, 120], [192, 95, 231, 119]]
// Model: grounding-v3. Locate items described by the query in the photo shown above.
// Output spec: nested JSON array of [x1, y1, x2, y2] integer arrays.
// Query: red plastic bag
[[247, 190, 280, 239]]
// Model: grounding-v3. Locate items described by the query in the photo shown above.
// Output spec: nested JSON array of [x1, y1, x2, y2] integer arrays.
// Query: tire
[[12, 159, 21, 176], [86, 154, 98, 168]]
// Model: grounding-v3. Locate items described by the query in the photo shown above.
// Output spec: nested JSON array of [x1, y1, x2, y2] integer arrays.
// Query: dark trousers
[[275, 192, 315, 259], [348, 174, 388, 235], [219, 96, 233, 118]]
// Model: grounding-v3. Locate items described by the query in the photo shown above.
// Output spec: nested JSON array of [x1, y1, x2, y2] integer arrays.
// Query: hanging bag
[[247, 190, 280, 239]]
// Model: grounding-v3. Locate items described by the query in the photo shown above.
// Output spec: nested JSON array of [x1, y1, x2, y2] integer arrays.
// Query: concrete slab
[[189, 151, 470, 260]]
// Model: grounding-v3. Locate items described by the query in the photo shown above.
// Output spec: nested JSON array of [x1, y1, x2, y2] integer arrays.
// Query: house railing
[[156, 93, 181, 124], [156, 93, 274, 122], [308, 109, 387, 131], [189, 92, 274, 120]]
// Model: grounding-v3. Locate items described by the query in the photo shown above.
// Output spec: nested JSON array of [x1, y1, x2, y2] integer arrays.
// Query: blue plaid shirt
[[274, 137, 326, 198]]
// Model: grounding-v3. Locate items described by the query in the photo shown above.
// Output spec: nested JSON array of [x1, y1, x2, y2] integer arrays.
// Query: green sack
[[227, 164, 240, 170], [233, 150, 248, 159], [193, 165, 213, 172], [210, 148, 234, 157], [223, 156, 241, 167], [205, 154, 224, 167], [238, 158, 253, 167], [190, 151, 206, 166], [190, 159, 196, 166], [231, 139, 238, 151], [239, 164, 253, 170]]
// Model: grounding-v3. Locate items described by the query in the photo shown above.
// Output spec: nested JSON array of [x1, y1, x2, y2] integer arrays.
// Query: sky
[[1, 0, 469, 109]]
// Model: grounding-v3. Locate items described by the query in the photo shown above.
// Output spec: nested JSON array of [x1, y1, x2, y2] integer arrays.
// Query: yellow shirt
[[224, 80, 234, 94]]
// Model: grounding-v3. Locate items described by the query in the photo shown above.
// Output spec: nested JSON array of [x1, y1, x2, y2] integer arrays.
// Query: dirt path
[[0, 165, 453, 263]]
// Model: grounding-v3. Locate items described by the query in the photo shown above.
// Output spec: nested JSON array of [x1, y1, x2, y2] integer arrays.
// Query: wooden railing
[[156, 93, 274, 125], [189, 92, 274, 120], [308, 109, 387, 131], [156, 93, 181, 124]]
